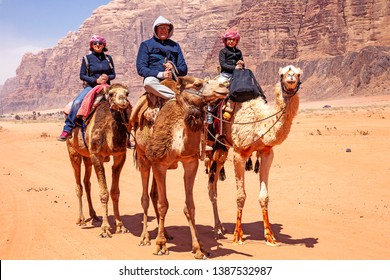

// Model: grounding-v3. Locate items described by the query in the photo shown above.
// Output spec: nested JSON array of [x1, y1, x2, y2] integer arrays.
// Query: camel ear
[[103, 85, 111, 95]]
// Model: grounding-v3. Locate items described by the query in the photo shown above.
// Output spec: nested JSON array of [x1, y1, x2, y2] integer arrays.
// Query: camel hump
[[129, 94, 148, 127]]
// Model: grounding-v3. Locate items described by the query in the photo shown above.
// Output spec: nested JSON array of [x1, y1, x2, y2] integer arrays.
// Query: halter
[[182, 81, 208, 103], [280, 78, 301, 97]]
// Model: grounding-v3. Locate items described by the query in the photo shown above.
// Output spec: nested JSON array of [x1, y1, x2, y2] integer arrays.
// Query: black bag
[[228, 68, 266, 102]]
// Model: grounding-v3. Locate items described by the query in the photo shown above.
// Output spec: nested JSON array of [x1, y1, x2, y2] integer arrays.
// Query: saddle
[[129, 92, 167, 129], [130, 79, 179, 128]]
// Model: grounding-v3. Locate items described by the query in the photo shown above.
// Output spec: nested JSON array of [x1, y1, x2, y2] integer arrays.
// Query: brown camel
[[66, 83, 132, 238], [130, 77, 229, 259], [206, 65, 302, 245]]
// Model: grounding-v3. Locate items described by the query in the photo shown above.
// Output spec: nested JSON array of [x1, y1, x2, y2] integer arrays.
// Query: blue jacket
[[136, 16, 187, 78], [80, 52, 116, 87]]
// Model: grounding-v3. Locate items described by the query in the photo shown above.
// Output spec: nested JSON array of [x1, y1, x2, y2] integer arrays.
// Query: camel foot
[[214, 225, 227, 239], [76, 217, 86, 226], [194, 251, 207, 260], [99, 226, 112, 238], [139, 240, 151, 246], [265, 232, 281, 246], [266, 240, 281, 247], [154, 238, 168, 256], [232, 229, 244, 244], [265, 236, 281, 247], [153, 246, 169, 256], [233, 240, 245, 245], [139, 232, 151, 246], [116, 225, 129, 234]]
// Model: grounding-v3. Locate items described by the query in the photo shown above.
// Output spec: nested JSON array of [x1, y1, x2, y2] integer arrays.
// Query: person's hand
[[97, 74, 109, 84], [164, 61, 173, 71], [236, 60, 245, 69], [163, 70, 172, 79]]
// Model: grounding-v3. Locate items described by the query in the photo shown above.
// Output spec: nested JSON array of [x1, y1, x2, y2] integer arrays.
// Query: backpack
[[82, 54, 114, 88], [228, 68, 266, 103]]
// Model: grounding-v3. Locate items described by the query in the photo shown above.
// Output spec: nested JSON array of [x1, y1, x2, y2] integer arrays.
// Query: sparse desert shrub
[[357, 130, 369, 136], [40, 132, 50, 138]]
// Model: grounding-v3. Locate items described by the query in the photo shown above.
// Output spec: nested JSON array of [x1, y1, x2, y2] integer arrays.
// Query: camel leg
[[152, 164, 169, 256], [183, 160, 207, 259], [82, 156, 100, 223], [68, 151, 86, 226], [150, 176, 173, 241], [207, 160, 227, 239], [138, 152, 152, 246], [259, 148, 281, 246], [232, 151, 247, 245], [111, 153, 129, 234], [90, 154, 112, 238]]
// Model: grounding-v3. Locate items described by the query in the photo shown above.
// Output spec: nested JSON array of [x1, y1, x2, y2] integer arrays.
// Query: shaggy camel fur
[[66, 84, 132, 238], [131, 77, 229, 259], [206, 65, 302, 245]]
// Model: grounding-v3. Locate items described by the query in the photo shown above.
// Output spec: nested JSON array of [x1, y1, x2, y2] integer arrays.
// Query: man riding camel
[[136, 16, 188, 100]]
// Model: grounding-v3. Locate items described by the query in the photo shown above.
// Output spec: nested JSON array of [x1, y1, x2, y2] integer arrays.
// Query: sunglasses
[[93, 41, 103, 46]]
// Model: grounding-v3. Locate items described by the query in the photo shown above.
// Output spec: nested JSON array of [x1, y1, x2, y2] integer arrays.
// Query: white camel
[[206, 65, 303, 245]]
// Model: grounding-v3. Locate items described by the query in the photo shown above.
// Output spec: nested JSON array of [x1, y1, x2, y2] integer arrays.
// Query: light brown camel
[[206, 65, 302, 245], [130, 77, 229, 259], [66, 83, 132, 238]]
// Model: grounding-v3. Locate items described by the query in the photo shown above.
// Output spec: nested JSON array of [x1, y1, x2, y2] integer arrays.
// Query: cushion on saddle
[[77, 84, 109, 119]]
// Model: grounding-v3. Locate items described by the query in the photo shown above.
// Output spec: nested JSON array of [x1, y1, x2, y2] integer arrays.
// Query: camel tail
[[133, 149, 140, 171], [219, 166, 226, 181], [245, 158, 253, 171], [254, 158, 260, 173]]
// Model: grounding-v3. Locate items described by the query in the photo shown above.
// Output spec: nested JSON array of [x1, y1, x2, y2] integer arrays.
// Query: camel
[[130, 77, 229, 259], [66, 83, 132, 238], [206, 65, 302, 245]]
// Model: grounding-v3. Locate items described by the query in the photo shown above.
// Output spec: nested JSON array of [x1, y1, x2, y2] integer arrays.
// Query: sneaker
[[57, 131, 70, 141]]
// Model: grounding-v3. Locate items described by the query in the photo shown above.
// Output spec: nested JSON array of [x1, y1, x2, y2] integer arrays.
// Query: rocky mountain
[[1, 0, 389, 114]]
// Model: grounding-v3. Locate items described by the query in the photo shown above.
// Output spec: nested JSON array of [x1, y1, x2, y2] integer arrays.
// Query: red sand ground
[[1, 96, 389, 266]]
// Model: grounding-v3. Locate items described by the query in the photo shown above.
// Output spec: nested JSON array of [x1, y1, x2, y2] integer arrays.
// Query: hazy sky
[[0, 0, 111, 84]]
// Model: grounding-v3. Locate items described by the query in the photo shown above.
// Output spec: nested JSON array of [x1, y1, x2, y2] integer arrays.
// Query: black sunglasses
[[93, 41, 103, 46]]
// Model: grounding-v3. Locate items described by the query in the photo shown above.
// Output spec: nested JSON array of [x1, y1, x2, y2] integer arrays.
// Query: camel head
[[198, 78, 229, 103], [176, 76, 204, 92], [175, 77, 229, 106], [279, 65, 302, 95], [105, 83, 131, 110]]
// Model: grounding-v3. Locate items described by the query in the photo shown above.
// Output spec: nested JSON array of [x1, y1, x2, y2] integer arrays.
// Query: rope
[[206, 106, 287, 149]]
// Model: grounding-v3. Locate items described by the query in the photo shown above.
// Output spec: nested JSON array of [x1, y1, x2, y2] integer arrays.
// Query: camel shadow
[[222, 221, 319, 248], [107, 213, 254, 258], [81, 213, 150, 236], [82, 214, 318, 258], [163, 224, 254, 258]]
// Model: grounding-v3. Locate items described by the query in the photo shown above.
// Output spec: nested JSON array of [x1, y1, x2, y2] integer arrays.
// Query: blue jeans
[[63, 86, 92, 132]]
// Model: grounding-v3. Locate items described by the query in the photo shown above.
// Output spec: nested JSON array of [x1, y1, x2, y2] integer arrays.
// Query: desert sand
[[1, 96, 389, 266]]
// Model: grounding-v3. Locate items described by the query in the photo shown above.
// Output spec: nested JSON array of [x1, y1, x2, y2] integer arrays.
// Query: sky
[[0, 0, 111, 84]]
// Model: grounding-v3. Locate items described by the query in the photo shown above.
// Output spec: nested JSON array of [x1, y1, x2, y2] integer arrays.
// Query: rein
[[208, 78, 301, 149]]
